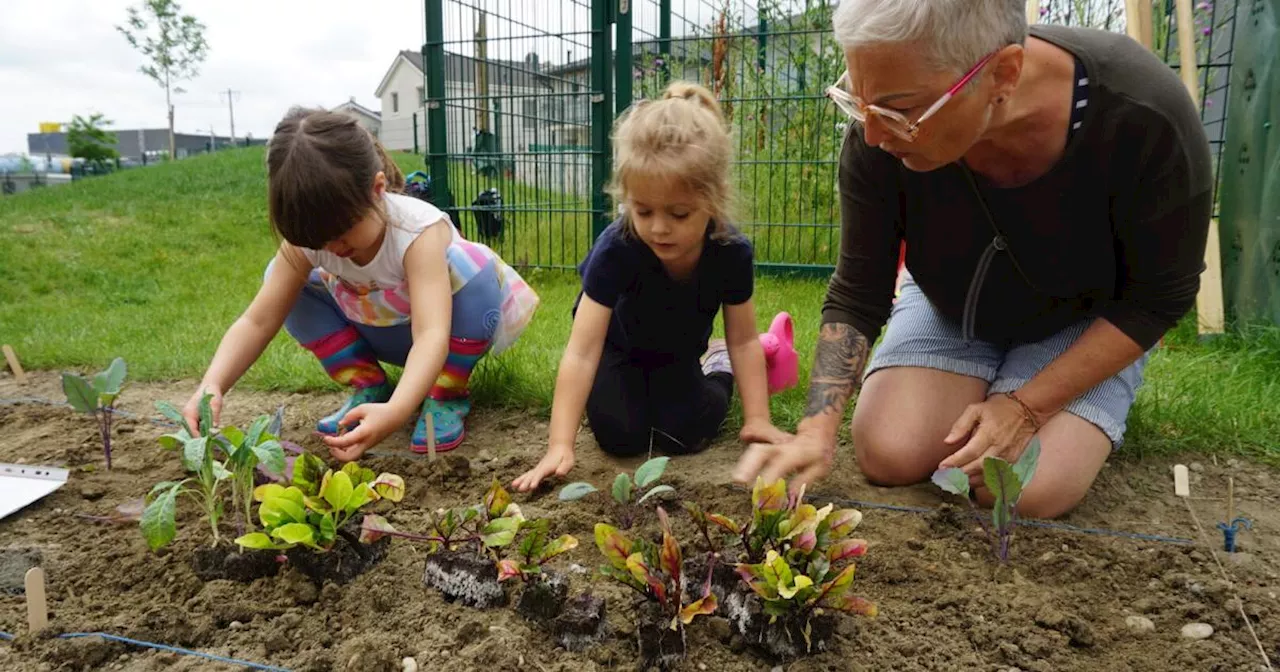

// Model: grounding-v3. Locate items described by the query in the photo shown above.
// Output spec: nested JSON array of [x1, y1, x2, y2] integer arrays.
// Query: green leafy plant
[[214, 413, 285, 534], [594, 506, 718, 631], [66, 113, 120, 171], [932, 437, 1042, 563], [559, 456, 675, 528], [61, 357, 127, 470], [496, 518, 579, 583], [143, 394, 229, 550], [697, 477, 863, 565], [359, 479, 521, 556], [234, 454, 404, 552]]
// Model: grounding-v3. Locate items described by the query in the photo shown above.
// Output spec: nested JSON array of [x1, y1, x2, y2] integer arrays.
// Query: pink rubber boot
[[759, 312, 798, 395]]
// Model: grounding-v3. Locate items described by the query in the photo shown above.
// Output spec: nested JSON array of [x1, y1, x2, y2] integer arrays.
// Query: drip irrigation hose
[[4, 395, 1196, 545], [0, 630, 291, 671]]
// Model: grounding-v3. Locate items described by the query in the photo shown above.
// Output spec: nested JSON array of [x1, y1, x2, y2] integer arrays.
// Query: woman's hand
[[938, 393, 1042, 483], [323, 403, 406, 462], [512, 444, 576, 493], [739, 419, 793, 446], [733, 430, 835, 494], [181, 384, 223, 437]]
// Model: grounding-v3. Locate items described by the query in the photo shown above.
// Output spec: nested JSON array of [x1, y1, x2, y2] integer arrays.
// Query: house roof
[[331, 98, 381, 121], [375, 49, 550, 98]]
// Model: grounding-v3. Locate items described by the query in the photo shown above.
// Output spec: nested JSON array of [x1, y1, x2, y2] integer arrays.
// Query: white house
[[330, 97, 382, 139], [374, 49, 550, 155]]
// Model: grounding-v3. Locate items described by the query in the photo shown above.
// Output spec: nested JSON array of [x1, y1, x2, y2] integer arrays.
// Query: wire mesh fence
[[422, 0, 1242, 272]]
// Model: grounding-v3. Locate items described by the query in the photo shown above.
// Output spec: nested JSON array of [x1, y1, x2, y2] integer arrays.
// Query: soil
[[636, 601, 687, 669], [422, 548, 507, 608], [515, 572, 569, 622], [190, 544, 281, 583], [2, 371, 1280, 671], [287, 524, 391, 586]]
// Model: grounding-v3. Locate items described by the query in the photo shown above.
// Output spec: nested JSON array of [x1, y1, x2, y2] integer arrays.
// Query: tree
[[67, 114, 120, 171], [116, 0, 209, 160]]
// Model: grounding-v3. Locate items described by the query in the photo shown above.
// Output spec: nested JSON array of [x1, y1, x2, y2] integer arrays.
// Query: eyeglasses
[[825, 51, 999, 142]]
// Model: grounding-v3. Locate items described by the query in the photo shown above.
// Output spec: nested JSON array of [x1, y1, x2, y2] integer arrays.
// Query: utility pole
[[220, 88, 241, 145]]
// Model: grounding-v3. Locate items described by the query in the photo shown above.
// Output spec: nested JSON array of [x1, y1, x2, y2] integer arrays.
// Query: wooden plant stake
[[2, 344, 27, 384], [25, 567, 48, 632], [426, 414, 437, 462], [1173, 464, 1190, 498]]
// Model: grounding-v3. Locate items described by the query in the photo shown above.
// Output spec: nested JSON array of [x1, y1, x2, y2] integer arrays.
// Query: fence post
[[615, 0, 633, 114], [413, 113, 420, 154], [423, 0, 452, 212], [659, 0, 671, 84], [591, 0, 614, 239]]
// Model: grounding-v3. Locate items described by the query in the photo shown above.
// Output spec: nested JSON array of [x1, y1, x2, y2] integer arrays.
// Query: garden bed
[[0, 372, 1278, 671]]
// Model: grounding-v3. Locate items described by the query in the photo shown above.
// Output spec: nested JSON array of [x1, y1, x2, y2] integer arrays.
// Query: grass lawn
[[1, 147, 1277, 462]]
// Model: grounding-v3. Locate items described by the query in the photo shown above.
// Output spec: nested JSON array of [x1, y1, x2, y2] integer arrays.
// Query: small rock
[[959, 552, 971, 560], [80, 484, 106, 501], [1181, 622, 1213, 640], [1190, 462, 1204, 472], [1125, 616, 1155, 634], [118, 654, 130, 662], [476, 450, 494, 462], [699, 665, 707, 671], [402, 657, 418, 672], [771, 667, 783, 672], [1227, 459, 1241, 469], [1039, 552, 1054, 562], [229, 620, 245, 630], [906, 539, 925, 551], [1189, 550, 1207, 563], [1061, 544, 1070, 553]]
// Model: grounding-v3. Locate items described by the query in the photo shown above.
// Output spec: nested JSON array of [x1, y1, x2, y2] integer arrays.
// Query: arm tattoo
[[803, 323, 870, 419]]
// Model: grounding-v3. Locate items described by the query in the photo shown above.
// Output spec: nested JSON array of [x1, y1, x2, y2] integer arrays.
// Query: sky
[[0, 0, 427, 154]]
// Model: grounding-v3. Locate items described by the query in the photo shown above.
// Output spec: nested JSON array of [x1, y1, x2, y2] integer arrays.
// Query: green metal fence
[[422, 0, 1242, 273]]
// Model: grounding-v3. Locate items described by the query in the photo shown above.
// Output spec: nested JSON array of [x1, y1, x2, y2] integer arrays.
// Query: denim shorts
[[864, 274, 1150, 447]]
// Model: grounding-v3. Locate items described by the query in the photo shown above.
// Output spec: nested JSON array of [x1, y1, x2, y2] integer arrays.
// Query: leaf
[[813, 564, 856, 605], [345, 483, 375, 513], [62, 373, 97, 414], [827, 538, 869, 563], [594, 523, 633, 570], [637, 485, 675, 505], [371, 474, 405, 502], [267, 405, 285, 438], [157, 431, 191, 451], [219, 427, 246, 457], [983, 457, 1022, 527], [482, 518, 520, 548], [1013, 437, 1041, 488], [777, 574, 813, 599], [678, 593, 718, 623], [235, 533, 283, 550], [832, 594, 878, 617], [752, 477, 788, 513], [198, 393, 214, 436], [540, 534, 578, 562], [96, 357, 127, 396], [611, 472, 633, 505], [252, 440, 286, 478], [181, 437, 209, 473], [633, 456, 670, 488], [519, 519, 550, 559], [259, 495, 308, 528], [626, 553, 667, 604], [154, 401, 193, 436], [706, 513, 741, 534], [557, 482, 598, 501], [359, 514, 396, 544], [484, 479, 512, 519], [304, 495, 332, 514], [114, 498, 145, 521], [244, 415, 271, 451], [931, 467, 971, 497], [293, 452, 326, 495], [271, 523, 317, 548], [658, 509, 682, 585], [317, 513, 337, 548], [321, 470, 354, 512], [826, 509, 863, 538], [211, 460, 232, 481], [140, 482, 182, 551], [254, 483, 288, 502], [497, 559, 523, 582], [341, 461, 366, 484]]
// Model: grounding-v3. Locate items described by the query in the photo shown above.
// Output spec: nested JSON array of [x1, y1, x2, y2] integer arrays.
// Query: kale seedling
[[931, 437, 1041, 563], [594, 506, 718, 631], [143, 394, 232, 550], [214, 413, 286, 534], [61, 357, 126, 469], [559, 456, 675, 528], [234, 454, 404, 552]]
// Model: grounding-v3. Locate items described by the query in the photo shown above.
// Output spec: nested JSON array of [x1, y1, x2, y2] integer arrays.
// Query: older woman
[[734, 0, 1212, 518]]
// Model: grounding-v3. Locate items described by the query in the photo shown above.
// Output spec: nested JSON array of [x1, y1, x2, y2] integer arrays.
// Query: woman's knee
[[851, 412, 940, 486]]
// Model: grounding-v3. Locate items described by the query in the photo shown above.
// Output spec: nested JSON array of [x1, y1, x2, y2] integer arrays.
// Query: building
[[330, 97, 382, 138], [26, 128, 260, 163]]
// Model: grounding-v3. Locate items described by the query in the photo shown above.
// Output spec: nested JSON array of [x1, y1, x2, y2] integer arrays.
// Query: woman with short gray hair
[[735, 0, 1212, 519]]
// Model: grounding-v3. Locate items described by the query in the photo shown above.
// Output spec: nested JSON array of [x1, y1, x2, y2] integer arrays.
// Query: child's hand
[[323, 402, 403, 462], [512, 444, 576, 492], [181, 384, 223, 437], [739, 419, 792, 446]]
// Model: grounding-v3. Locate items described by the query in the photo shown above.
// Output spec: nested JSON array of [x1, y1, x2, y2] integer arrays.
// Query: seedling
[[496, 518, 579, 584], [697, 477, 864, 565], [559, 456, 674, 528], [143, 394, 231, 550], [213, 413, 286, 535], [61, 357, 127, 469], [234, 454, 404, 552], [931, 437, 1041, 563], [595, 506, 717, 630]]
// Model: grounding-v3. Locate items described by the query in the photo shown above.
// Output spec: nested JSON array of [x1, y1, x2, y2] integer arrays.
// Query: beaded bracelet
[[1002, 390, 1043, 432]]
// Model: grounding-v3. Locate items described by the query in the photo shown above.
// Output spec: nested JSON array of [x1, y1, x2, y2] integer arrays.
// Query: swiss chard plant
[[931, 437, 1042, 563], [696, 477, 865, 565], [594, 506, 718, 631], [360, 479, 526, 557], [495, 517, 579, 584], [234, 454, 404, 552], [558, 456, 675, 528], [143, 394, 231, 550], [61, 357, 127, 470]]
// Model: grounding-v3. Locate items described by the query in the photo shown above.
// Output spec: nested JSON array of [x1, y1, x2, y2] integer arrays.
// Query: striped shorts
[[865, 274, 1150, 447]]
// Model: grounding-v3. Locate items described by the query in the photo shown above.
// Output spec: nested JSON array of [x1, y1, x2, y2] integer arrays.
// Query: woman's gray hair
[[832, 0, 1028, 75]]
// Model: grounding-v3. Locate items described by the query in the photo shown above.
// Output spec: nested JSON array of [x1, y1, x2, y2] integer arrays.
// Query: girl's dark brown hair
[[266, 107, 405, 249]]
